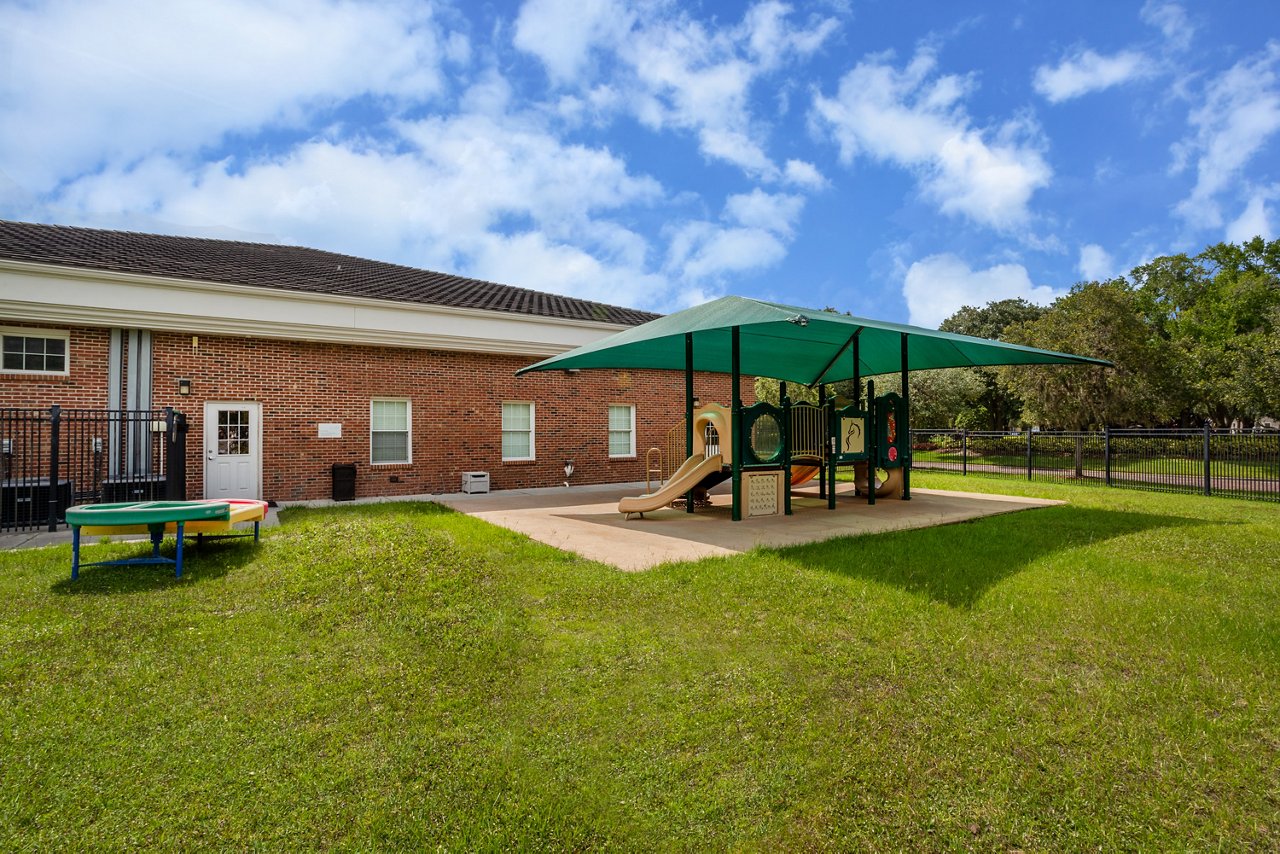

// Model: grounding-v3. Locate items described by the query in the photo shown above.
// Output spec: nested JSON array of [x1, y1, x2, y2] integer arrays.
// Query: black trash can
[[331, 463, 357, 501]]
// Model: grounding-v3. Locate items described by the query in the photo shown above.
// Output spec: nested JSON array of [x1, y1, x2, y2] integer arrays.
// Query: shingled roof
[[0, 220, 659, 327]]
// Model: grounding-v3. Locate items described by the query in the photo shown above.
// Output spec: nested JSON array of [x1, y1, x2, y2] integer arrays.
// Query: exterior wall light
[[177, 378, 192, 396]]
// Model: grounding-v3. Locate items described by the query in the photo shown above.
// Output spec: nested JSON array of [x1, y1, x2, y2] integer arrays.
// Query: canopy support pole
[[731, 326, 742, 521], [852, 331, 861, 409], [901, 332, 911, 501], [781, 381, 792, 516], [818, 384, 828, 502], [685, 333, 695, 513]]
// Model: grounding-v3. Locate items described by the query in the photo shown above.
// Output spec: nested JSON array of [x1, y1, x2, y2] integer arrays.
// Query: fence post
[[1026, 429, 1033, 481], [166, 410, 189, 501], [1104, 426, 1112, 487], [47, 405, 61, 532], [961, 429, 968, 476], [1203, 422, 1212, 497]]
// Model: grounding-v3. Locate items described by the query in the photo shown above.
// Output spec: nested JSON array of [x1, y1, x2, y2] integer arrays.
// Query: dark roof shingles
[[0, 220, 658, 326]]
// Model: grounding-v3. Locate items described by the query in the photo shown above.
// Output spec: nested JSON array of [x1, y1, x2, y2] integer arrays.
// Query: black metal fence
[[1, 407, 189, 533], [910, 426, 1280, 502]]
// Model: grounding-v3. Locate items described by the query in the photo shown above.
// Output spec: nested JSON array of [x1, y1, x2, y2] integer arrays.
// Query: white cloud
[[1033, 49, 1151, 103], [1225, 191, 1276, 243], [723, 189, 804, 236], [1141, 1, 1194, 51], [0, 0, 449, 192], [1078, 244, 1117, 280], [1174, 42, 1280, 230], [812, 47, 1051, 230], [513, 0, 839, 178], [783, 159, 827, 189], [512, 0, 632, 83], [902, 254, 1065, 329]]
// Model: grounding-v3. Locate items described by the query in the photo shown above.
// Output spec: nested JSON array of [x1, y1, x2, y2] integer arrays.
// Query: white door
[[204, 402, 262, 500]]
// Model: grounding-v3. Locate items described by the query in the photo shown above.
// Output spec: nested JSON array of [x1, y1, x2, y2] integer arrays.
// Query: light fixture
[[563, 459, 575, 487], [177, 378, 192, 396], [692, 396, 701, 408], [563, 368, 581, 375]]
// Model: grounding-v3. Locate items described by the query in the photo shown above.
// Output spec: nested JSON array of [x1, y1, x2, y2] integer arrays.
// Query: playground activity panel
[[66, 498, 268, 579]]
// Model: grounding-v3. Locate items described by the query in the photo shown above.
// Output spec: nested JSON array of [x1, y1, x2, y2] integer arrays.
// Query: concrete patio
[[436, 480, 1062, 571]]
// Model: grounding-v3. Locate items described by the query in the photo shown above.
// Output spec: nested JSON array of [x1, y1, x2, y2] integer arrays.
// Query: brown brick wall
[[4, 323, 755, 501], [0, 323, 111, 409]]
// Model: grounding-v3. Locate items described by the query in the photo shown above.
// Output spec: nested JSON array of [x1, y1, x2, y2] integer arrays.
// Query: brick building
[[0, 220, 747, 502]]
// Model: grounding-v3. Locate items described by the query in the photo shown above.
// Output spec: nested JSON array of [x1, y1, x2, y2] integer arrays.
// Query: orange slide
[[790, 465, 821, 486]]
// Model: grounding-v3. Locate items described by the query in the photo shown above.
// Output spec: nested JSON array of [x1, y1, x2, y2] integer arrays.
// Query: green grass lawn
[[2, 474, 1278, 849]]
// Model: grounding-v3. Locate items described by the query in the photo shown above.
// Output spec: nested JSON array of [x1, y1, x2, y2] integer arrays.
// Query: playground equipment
[[66, 498, 267, 579], [621, 385, 911, 517]]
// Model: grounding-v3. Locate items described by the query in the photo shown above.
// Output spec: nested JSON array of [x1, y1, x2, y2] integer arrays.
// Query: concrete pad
[[436, 482, 1062, 571]]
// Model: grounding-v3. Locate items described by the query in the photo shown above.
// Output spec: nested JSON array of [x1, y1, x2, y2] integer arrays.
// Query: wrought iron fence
[[0, 407, 189, 533], [910, 426, 1280, 502]]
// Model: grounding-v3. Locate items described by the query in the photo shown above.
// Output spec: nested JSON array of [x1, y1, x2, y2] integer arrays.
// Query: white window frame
[[370, 398, 412, 465], [501, 401, 536, 462], [1, 326, 70, 376], [608, 404, 636, 458]]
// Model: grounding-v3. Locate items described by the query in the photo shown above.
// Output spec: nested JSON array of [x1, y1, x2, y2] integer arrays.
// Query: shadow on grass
[[50, 536, 261, 595], [776, 505, 1208, 607]]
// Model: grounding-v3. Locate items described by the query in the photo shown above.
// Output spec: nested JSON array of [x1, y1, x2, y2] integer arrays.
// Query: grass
[[1, 473, 1278, 849]]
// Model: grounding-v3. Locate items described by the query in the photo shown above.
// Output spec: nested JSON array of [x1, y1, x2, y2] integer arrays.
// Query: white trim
[[1, 325, 70, 376], [370, 398, 412, 465], [0, 259, 635, 357], [608, 403, 636, 458], [501, 400, 536, 462]]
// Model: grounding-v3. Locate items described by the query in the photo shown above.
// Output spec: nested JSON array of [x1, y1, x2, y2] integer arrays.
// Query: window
[[2, 328, 69, 375], [608, 404, 635, 457], [502, 401, 535, 461], [371, 399, 410, 464]]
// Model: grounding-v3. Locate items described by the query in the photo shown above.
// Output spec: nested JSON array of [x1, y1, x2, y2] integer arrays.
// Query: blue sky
[[2, 0, 1277, 327]]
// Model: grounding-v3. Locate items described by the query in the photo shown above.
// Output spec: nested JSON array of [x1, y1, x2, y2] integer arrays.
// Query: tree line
[[757, 237, 1280, 430]]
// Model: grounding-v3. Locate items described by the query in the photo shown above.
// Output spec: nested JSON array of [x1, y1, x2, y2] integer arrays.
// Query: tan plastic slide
[[619, 454, 725, 518], [853, 462, 905, 498]]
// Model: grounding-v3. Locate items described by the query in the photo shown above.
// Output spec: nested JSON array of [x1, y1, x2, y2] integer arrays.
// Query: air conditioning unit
[[461, 471, 490, 494]]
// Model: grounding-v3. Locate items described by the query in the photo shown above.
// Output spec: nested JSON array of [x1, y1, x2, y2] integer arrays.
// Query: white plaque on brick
[[318, 423, 342, 438]]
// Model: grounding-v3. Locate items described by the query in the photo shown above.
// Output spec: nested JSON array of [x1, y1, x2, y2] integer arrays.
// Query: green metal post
[[781, 381, 792, 515], [685, 333, 695, 513], [866, 380, 876, 507], [731, 326, 742, 521], [900, 332, 911, 500], [818, 384, 828, 502]]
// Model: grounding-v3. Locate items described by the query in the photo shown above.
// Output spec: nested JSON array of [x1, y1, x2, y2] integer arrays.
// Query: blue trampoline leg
[[175, 522, 185, 578], [72, 526, 81, 580], [151, 528, 163, 558], [254, 520, 260, 542]]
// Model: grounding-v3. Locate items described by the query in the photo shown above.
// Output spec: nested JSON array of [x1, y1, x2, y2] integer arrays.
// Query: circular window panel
[[750, 413, 782, 462]]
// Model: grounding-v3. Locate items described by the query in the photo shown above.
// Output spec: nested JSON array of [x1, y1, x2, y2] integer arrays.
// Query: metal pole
[[685, 333, 695, 514], [818, 384, 828, 502], [900, 332, 911, 500], [781, 382, 792, 516], [1203, 422, 1212, 497], [1026, 428, 1033, 481], [962, 429, 968, 476], [47, 405, 61, 532], [1104, 426, 1112, 487], [866, 380, 876, 506], [731, 326, 742, 522]]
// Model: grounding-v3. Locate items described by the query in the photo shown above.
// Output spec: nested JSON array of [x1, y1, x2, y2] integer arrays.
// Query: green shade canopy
[[518, 296, 1111, 384]]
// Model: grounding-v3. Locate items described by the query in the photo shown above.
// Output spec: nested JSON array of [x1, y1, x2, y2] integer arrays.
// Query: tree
[[939, 298, 1047, 428], [1132, 238, 1280, 424], [999, 279, 1182, 428]]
